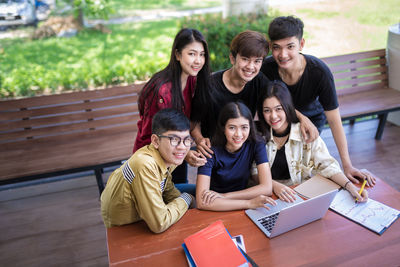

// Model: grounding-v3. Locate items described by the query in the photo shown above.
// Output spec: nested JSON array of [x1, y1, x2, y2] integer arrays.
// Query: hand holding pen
[[355, 180, 367, 203], [345, 179, 368, 203]]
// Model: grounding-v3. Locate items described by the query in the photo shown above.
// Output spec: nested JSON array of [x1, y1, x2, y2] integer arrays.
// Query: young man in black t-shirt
[[191, 30, 270, 157], [261, 15, 375, 186]]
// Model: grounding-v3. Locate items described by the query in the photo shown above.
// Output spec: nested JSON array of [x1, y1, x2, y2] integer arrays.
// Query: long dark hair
[[212, 102, 261, 147], [257, 80, 299, 141], [138, 28, 211, 116]]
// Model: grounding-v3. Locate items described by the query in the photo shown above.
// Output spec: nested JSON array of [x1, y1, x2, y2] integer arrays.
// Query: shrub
[[180, 11, 278, 71]]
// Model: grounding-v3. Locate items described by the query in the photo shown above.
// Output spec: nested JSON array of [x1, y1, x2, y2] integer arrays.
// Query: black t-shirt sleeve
[[312, 59, 338, 111]]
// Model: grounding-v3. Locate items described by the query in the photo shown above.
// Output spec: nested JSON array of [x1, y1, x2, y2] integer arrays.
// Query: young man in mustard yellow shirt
[[101, 109, 195, 233]]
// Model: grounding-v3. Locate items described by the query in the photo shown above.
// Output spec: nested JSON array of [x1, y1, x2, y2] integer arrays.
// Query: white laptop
[[245, 189, 338, 238]]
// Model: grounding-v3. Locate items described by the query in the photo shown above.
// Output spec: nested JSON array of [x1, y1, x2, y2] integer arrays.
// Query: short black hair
[[152, 108, 190, 135], [257, 80, 299, 141], [212, 101, 261, 147], [268, 16, 304, 41]]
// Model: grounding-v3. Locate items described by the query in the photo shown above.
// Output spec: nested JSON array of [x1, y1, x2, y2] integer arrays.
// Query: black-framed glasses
[[157, 135, 194, 147]]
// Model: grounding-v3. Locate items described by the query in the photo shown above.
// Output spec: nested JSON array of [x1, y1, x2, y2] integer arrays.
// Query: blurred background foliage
[[0, 0, 399, 98]]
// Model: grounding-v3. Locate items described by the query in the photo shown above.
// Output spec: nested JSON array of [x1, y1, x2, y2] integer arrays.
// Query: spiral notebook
[[329, 189, 400, 235]]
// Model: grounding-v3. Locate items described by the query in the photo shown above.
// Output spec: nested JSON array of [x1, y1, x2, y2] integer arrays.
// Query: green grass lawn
[[0, 0, 399, 98], [109, 0, 219, 11], [104, 0, 220, 18], [0, 20, 179, 97]]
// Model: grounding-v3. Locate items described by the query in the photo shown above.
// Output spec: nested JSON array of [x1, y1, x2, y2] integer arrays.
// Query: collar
[[270, 123, 303, 144], [147, 144, 171, 175]]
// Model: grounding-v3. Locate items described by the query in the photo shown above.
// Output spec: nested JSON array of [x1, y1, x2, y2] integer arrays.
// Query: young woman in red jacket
[[133, 28, 211, 185]]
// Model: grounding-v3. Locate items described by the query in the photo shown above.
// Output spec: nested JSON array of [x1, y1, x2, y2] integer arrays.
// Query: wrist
[[343, 180, 351, 190], [342, 159, 353, 170], [246, 199, 252, 209]]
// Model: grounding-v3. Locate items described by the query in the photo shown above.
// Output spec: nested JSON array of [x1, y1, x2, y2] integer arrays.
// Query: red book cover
[[184, 220, 248, 267]]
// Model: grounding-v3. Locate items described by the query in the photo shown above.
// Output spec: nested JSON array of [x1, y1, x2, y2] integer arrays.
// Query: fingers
[[201, 190, 221, 205], [309, 127, 319, 143], [204, 138, 211, 148], [366, 175, 376, 187], [355, 190, 368, 203], [360, 189, 368, 202], [353, 168, 365, 180], [197, 143, 213, 158], [250, 196, 276, 210], [300, 126, 310, 143], [361, 170, 376, 187], [346, 167, 377, 187], [187, 151, 207, 167], [278, 189, 297, 203], [346, 174, 359, 184], [300, 122, 318, 143], [264, 196, 276, 206]]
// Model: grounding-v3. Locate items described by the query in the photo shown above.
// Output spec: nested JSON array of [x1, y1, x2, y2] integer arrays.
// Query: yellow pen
[[356, 179, 367, 202]]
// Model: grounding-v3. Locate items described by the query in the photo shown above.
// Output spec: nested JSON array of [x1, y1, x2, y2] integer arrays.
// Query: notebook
[[245, 189, 338, 238], [294, 175, 341, 199], [329, 189, 400, 235]]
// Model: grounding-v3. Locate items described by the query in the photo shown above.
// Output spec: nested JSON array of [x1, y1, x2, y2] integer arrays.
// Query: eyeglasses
[[157, 135, 194, 147]]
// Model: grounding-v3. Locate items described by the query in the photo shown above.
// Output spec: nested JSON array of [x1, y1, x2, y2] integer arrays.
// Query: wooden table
[[106, 179, 400, 266]]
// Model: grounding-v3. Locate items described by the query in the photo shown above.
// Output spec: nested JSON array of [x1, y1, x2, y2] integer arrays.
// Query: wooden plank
[[0, 84, 144, 111], [332, 65, 387, 80], [336, 81, 389, 95], [0, 105, 139, 131], [327, 58, 386, 73], [0, 95, 138, 121], [0, 114, 139, 142], [321, 49, 385, 65], [1, 124, 137, 150], [2, 120, 399, 267], [338, 88, 400, 117], [0, 131, 136, 180], [334, 73, 388, 88]]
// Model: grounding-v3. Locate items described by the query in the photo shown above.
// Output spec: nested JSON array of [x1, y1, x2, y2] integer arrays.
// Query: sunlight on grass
[[0, 20, 179, 97], [349, 0, 400, 26], [109, 0, 220, 18], [1, 0, 399, 98], [295, 9, 339, 19]]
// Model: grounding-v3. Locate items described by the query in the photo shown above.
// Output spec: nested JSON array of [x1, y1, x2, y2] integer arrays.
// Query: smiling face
[[152, 130, 191, 167], [224, 116, 250, 153], [230, 53, 263, 83], [176, 41, 205, 79], [270, 36, 304, 70], [262, 96, 289, 134]]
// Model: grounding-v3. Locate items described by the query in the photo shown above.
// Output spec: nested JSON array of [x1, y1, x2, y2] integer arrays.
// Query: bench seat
[[322, 49, 400, 139]]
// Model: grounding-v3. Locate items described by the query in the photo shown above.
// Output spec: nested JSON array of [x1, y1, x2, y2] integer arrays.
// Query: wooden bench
[[321, 48, 400, 140], [0, 84, 144, 194], [1, 49, 399, 193]]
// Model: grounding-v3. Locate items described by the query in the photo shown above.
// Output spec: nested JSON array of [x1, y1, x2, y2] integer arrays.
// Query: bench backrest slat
[[321, 48, 388, 95], [0, 84, 143, 144], [0, 84, 143, 111], [0, 96, 139, 122], [327, 57, 385, 73], [2, 124, 137, 151], [0, 114, 139, 142], [0, 105, 137, 131], [322, 49, 385, 65], [332, 65, 386, 80], [334, 73, 387, 88]]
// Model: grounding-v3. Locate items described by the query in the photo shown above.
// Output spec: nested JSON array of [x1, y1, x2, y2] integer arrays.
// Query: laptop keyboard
[[258, 212, 279, 232]]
